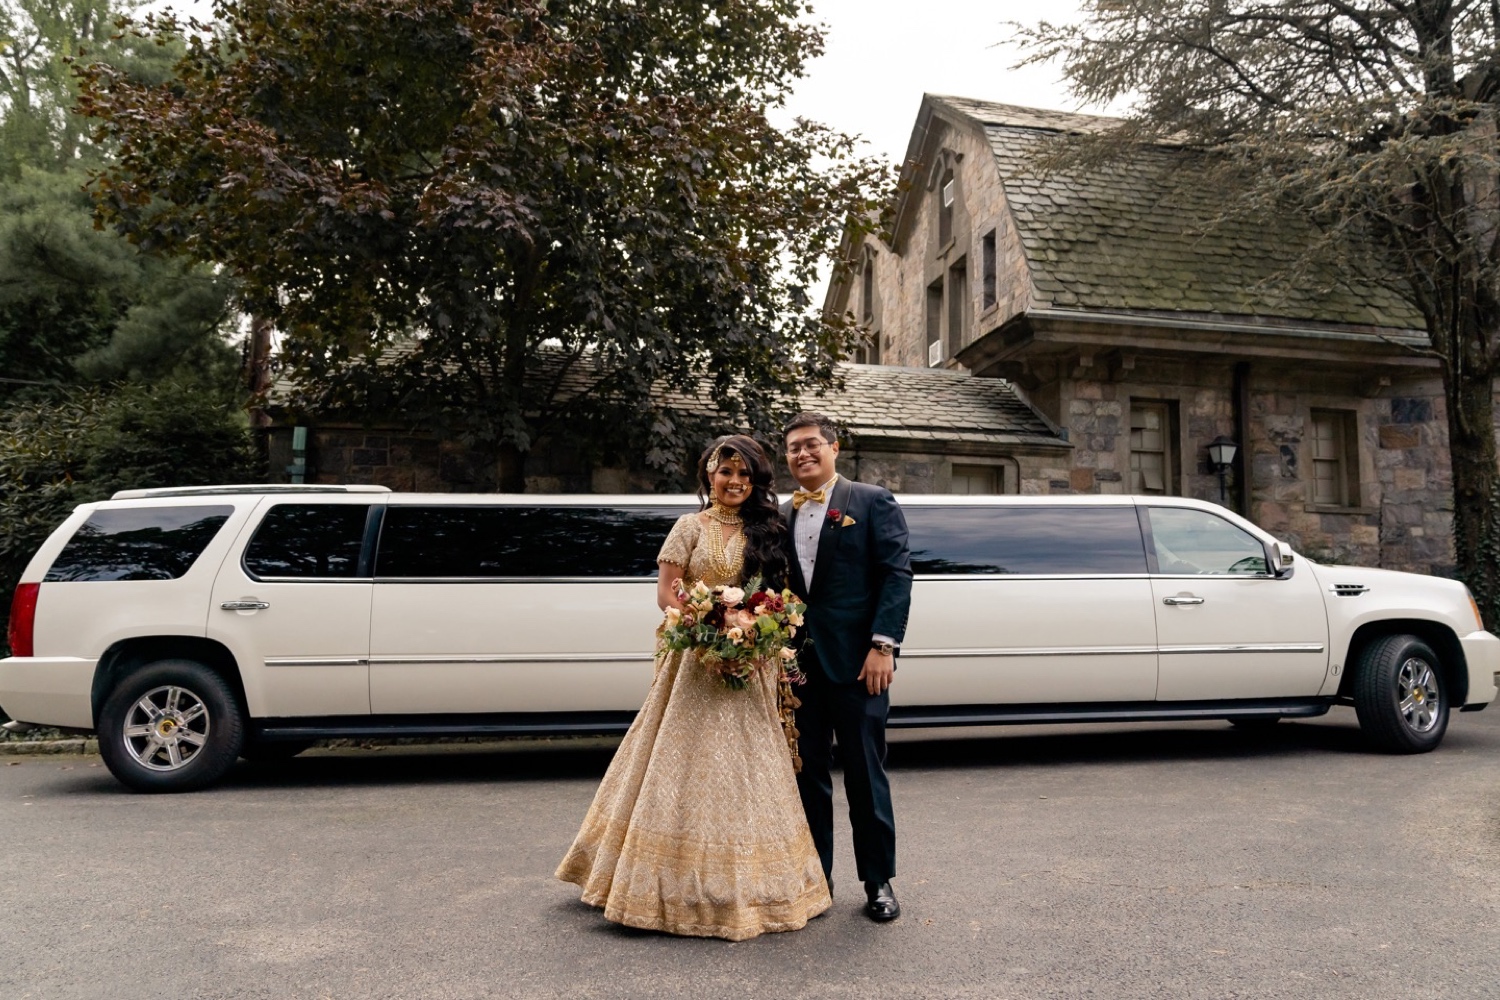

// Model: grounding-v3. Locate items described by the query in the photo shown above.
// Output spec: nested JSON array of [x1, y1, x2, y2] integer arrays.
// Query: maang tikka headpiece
[[705, 445, 746, 474]]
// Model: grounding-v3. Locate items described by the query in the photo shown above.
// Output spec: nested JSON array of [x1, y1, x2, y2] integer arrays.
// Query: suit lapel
[[810, 477, 852, 597]]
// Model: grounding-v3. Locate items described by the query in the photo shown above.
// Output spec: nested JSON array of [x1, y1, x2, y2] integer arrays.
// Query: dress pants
[[794, 661, 897, 884]]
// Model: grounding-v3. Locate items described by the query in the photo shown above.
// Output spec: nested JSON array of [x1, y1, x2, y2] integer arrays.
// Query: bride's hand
[[657, 562, 687, 612]]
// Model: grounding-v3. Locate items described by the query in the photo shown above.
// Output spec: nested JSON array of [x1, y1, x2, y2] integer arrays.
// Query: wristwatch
[[870, 639, 895, 656]]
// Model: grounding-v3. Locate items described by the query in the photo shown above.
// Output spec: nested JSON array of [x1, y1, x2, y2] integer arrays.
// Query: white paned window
[[1310, 409, 1356, 506], [1129, 402, 1171, 494]]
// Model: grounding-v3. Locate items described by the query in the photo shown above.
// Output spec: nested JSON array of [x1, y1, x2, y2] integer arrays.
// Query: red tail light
[[7, 583, 39, 658]]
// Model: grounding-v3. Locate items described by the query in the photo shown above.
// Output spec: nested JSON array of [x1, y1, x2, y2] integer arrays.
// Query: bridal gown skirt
[[556, 645, 830, 941]]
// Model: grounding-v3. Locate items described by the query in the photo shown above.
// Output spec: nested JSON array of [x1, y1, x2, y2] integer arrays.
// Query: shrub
[[0, 382, 260, 666]]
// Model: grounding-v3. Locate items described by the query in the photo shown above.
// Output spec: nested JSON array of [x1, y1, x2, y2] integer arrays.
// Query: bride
[[556, 434, 830, 939]]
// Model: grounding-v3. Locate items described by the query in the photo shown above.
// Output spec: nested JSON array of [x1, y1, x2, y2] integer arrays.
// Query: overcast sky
[[782, 0, 1105, 166]]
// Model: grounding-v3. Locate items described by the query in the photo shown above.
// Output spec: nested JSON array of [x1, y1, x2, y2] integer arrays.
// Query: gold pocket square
[[841, 515, 856, 527]]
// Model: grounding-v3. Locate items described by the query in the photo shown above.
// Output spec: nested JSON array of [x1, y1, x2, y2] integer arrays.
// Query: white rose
[[727, 627, 744, 642], [779, 647, 797, 661], [664, 607, 682, 626], [720, 586, 746, 607]]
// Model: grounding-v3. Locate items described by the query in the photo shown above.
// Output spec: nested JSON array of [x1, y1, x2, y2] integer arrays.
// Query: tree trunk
[[244, 314, 274, 429], [1441, 319, 1500, 625], [497, 441, 527, 493]]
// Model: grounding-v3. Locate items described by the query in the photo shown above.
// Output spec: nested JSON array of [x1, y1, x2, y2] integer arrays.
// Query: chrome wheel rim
[[121, 685, 210, 771], [1396, 657, 1442, 734]]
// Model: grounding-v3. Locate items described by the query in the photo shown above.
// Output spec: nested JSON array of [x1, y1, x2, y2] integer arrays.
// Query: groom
[[782, 411, 913, 922]]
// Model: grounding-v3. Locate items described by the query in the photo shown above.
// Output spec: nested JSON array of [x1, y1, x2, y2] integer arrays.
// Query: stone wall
[[267, 424, 1065, 500], [1003, 357, 1456, 574], [267, 424, 664, 495], [857, 116, 1030, 369]]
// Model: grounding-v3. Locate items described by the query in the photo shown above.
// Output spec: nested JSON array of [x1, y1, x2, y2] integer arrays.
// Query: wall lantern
[[1207, 434, 1238, 505]]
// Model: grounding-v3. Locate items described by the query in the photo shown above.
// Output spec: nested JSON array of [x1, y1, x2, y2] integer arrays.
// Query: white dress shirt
[[793, 475, 838, 590]]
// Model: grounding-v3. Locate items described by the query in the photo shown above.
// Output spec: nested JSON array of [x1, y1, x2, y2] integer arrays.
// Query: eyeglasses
[[785, 440, 827, 457]]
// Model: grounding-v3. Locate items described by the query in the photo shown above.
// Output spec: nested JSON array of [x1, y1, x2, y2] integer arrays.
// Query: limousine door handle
[[220, 601, 271, 611], [1162, 595, 1205, 606]]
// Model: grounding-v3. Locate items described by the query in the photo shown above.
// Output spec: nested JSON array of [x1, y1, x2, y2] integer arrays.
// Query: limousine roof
[[111, 484, 393, 500], [106, 486, 1234, 511]]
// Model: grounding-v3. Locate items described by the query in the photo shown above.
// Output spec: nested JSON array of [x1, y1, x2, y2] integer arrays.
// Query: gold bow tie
[[792, 488, 827, 510]]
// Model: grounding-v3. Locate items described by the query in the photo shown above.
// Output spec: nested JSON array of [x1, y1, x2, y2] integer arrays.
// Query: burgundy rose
[[826, 508, 842, 524]]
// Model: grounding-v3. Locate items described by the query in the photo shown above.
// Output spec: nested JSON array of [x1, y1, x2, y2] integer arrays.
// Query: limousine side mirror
[[1269, 540, 1296, 577]]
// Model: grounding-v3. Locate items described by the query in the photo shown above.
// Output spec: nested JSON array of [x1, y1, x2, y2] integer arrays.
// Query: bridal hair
[[696, 435, 790, 591], [781, 411, 841, 445]]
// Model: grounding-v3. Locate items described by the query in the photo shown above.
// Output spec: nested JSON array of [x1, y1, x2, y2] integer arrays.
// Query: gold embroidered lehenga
[[556, 513, 830, 940]]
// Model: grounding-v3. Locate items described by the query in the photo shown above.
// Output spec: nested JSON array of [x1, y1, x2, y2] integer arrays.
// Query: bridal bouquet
[[661, 576, 807, 690]]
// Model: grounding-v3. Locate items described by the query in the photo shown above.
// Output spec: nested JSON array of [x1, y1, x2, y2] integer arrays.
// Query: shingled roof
[[810, 363, 1064, 448], [927, 95, 1424, 332], [273, 346, 1065, 449]]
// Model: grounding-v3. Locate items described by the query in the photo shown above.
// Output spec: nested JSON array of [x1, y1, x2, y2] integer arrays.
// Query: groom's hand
[[857, 649, 895, 695]]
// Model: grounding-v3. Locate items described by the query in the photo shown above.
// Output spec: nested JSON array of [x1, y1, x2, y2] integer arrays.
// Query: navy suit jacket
[[784, 477, 914, 685]]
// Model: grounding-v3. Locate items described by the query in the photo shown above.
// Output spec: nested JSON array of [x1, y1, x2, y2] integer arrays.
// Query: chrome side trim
[[900, 645, 1157, 658], [1158, 643, 1326, 655], [367, 653, 655, 665], [914, 574, 1154, 581], [270, 645, 1324, 668], [901, 643, 1325, 658], [373, 577, 651, 584], [265, 657, 368, 668]]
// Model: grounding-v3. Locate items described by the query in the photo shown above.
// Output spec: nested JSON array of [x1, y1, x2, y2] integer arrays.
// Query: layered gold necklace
[[704, 501, 745, 580]]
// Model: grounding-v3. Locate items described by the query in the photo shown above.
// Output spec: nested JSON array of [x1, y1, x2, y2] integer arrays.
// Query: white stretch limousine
[[2, 486, 1496, 791]]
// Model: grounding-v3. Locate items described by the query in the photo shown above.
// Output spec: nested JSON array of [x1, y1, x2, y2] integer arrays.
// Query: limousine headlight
[[1465, 587, 1484, 631]]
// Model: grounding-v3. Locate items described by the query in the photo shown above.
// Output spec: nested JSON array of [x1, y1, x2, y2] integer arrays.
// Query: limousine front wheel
[[98, 660, 246, 792], [1353, 635, 1449, 754]]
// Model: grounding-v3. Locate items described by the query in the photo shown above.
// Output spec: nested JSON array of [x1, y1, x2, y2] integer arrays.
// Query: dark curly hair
[[696, 434, 790, 591]]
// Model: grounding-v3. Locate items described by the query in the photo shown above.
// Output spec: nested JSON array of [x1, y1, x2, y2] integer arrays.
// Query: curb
[[0, 738, 98, 756], [0, 734, 618, 756]]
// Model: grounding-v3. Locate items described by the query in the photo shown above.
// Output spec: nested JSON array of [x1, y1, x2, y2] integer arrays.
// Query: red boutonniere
[[826, 507, 842, 524]]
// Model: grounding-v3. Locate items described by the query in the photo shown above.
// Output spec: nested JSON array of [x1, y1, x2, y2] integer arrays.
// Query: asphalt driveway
[[1, 707, 1497, 999]]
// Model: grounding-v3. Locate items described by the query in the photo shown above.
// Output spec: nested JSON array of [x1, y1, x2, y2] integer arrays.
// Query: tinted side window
[[1146, 507, 1268, 575], [45, 506, 234, 582], [377, 506, 690, 578], [905, 506, 1148, 575], [243, 504, 370, 579]]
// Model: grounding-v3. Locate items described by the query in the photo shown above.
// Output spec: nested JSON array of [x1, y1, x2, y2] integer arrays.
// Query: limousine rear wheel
[[98, 660, 246, 793], [1352, 635, 1449, 754]]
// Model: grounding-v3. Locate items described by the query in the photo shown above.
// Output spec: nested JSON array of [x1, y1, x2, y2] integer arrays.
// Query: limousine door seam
[[358, 504, 386, 578]]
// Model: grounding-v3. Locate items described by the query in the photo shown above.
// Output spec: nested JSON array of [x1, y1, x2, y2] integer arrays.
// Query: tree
[[1017, 1, 1500, 617], [0, 0, 178, 176], [0, 0, 240, 395], [78, 0, 890, 490]]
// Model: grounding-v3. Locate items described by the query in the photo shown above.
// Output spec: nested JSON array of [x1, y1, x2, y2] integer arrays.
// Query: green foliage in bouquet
[[660, 576, 806, 691]]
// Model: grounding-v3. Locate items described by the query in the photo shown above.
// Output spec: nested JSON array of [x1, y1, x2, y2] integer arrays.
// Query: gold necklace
[[706, 501, 743, 524], [704, 504, 745, 579]]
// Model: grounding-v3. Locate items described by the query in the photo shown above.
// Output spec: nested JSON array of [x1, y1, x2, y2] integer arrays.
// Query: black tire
[[97, 659, 246, 792], [239, 738, 316, 762], [1353, 634, 1449, 753]]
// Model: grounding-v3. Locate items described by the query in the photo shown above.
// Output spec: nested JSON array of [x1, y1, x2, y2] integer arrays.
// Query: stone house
[[265, 361, 1067, 498], [824, 94, 1455, 575]]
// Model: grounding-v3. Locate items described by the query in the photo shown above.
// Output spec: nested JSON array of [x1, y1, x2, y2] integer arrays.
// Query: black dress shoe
[[864, 880, 900, 922]]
